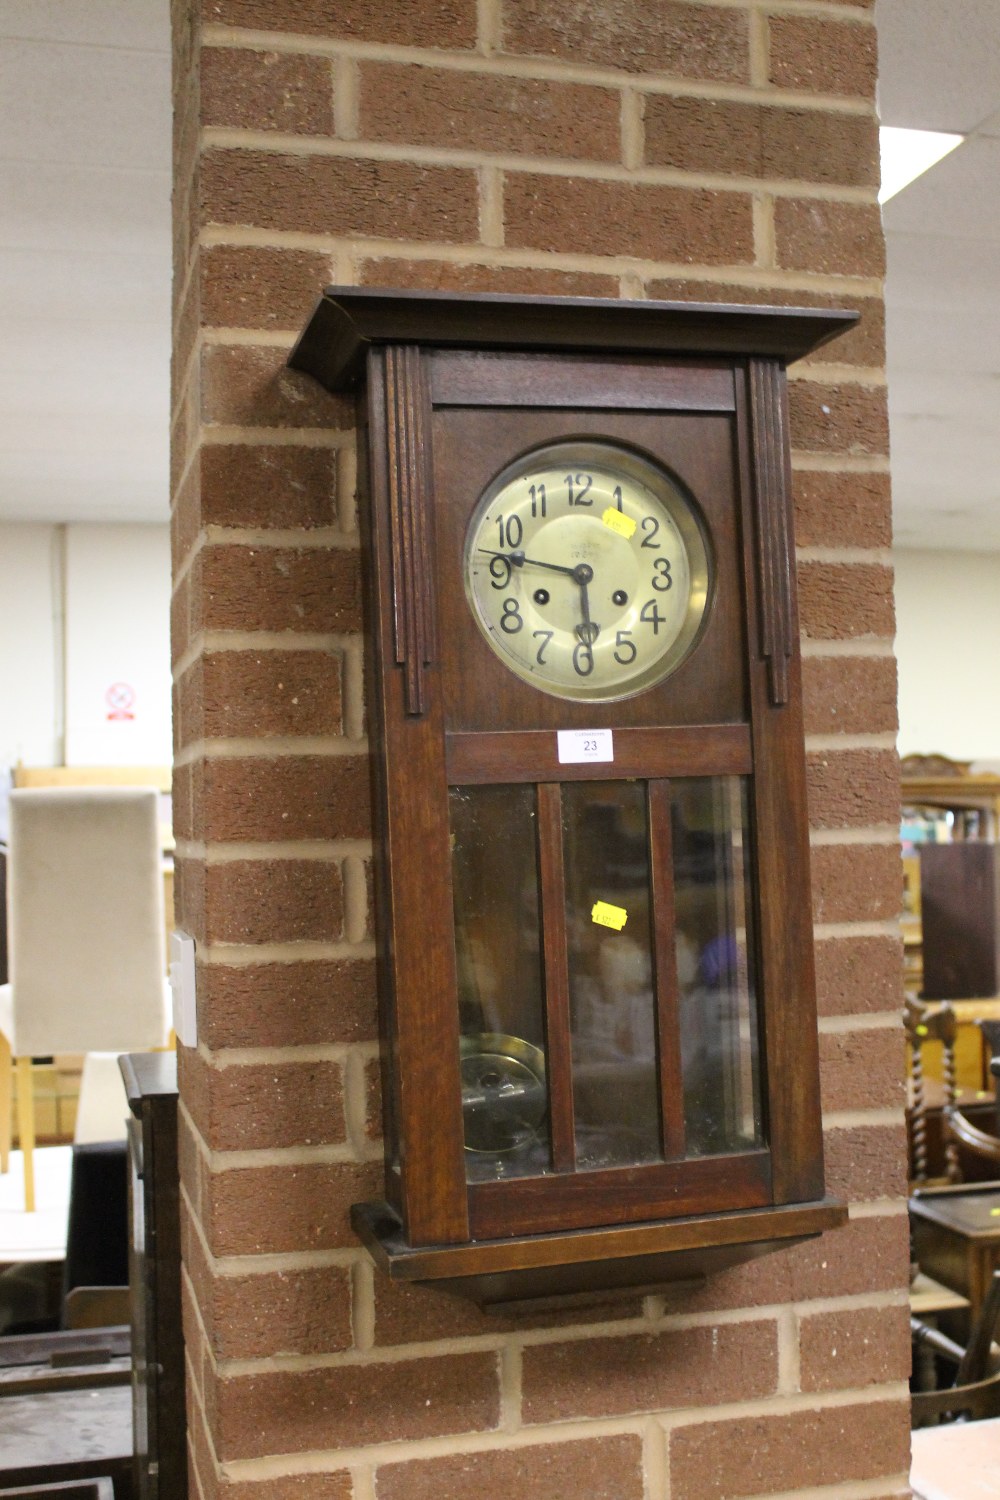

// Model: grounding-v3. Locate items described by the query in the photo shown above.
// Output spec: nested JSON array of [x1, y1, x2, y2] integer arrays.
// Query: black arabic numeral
[[565, 472, 593, 506], [652, 557, 673, 592], [489, 555, 511, 590], [572, 641, 595, 676], [528, 482, 547, 518], [500, 598, 524, 634], [640, 516, 660, 548], [496, 513, 523, 549], [532, 629, 554, 664], [640, 599, 666, 634], [612, 485, 624, 513], [614, 629, 637, 665]]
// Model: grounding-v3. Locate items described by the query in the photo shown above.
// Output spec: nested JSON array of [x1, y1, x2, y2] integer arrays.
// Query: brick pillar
[[171, 4, 909, 1496]]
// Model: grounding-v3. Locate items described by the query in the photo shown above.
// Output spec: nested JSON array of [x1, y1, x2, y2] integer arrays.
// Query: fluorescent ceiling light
[[879, 126, 963, 203]]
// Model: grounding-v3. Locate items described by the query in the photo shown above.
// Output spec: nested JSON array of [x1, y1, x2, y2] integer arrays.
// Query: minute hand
[[477, 548, 578, 578]]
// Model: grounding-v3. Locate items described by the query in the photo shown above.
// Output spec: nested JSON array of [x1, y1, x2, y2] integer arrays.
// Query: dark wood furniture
[[0, 1328, 132, 1497], [911, 1183, 1000, 1322], [119, 1054, 184, 1500], [911, 1268, 1000, 1426], [921, 843, 1000, 999], [905, 998, 961, 1184], [291, 288, 851, 1305]]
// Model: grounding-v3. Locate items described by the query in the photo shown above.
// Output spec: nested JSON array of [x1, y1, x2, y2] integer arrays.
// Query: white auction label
[[557, 728, 614, 764]]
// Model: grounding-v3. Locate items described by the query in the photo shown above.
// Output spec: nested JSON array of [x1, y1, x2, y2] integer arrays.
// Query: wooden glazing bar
[[469, 1149, 772, 1240], [446, 723, 752, 785], [648, 781, 686, 1161], [536, 782, 576, 1173]]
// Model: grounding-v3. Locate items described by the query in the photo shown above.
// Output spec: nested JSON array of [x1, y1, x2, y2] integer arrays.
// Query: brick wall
[[170, 2, 909, 1495]]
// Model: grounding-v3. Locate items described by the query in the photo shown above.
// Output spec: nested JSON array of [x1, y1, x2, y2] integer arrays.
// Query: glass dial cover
[[464, 442, 711, 702]]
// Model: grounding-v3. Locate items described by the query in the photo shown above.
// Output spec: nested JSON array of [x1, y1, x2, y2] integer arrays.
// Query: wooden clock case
[[290, 288, 852, 1308]]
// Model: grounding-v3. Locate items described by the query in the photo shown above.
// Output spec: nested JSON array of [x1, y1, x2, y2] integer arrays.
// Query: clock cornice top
[[288, 285, 859, 394]]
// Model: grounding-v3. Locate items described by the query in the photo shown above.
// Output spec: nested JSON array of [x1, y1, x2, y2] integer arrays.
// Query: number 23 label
[[557, 729, 614, 764]]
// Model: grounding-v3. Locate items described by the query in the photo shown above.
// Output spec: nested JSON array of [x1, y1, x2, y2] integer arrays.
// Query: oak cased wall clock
[[291, 289, 854, 1307]]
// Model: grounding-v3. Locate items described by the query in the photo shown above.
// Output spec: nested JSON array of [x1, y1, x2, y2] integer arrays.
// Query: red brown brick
[[358, 258, 620, 299], [202, 344, 352, 430], [183, 648, 343, 740], [360, 62, 620, 161], [200, 543, 363, 633], [214, 1352, 500, 1459], [198, 755, 371, 842], [201, 245, 332, 330], [806, 748, 899, 829], [181, 1049, 346, 1151], [793, 469, 892, 550], [814, 934, 903, 1016], [376, 1436, 644, 1500], [200, 149, 479, 243], [798, 562, 895, 640], [799, 1302, 911, 1391], [183, 1209, 354, 1360], [371, 1273, 640, 1348], [789, 379, 889, 456], [198, 958, 378, 1049], [810, 843, 902, 926], [775, 197, 886, 278], [521, 1319, 777, 1422], [820, 1026, 905, 1113], [205, 1159, 382, 1256], [203, 858, 343, 944], [823, 1122, 908, 1200], [644, 96, 877, 188], [201, 47, 335, 135], [201, 0, 477, 49], [680, 1209, 910, 1313], [216, 1474, 352, 1500], [769, 15, 879, 99], [200, 444, 338, 530], [803, 653, 897, 735], [505, 174, 754, 265], [667, 1399, 910, 1498], [501, 1, 749, 82], [175, 855, 207, 946]]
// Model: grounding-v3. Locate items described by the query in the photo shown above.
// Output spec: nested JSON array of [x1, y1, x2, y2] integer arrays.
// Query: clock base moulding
[[352, 1196, 847, 1309]]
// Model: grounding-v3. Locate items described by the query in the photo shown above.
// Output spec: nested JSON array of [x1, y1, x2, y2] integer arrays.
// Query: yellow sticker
[[592, 900, 628, 931], [991, 1208, 1000, 1217], [602, 506, 637, 539], [916, 1024, 929, 1037]]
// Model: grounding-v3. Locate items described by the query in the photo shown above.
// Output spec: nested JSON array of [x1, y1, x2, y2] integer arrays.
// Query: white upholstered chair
[[0, 787, 171, 1210]]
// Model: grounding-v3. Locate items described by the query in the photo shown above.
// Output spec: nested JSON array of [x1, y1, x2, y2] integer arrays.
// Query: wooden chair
[[0, 789, 171, 1211], [906, 997, 961, 1185], [911, 1268, 1000, 1425], [945, 1105, 1000, 1182]]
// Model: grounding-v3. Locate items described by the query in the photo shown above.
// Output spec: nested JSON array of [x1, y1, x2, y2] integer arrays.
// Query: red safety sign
[[106, 681, 136, 721]]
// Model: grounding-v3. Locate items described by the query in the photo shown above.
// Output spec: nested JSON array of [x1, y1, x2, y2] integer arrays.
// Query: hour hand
[[481, 549, 579, 578]]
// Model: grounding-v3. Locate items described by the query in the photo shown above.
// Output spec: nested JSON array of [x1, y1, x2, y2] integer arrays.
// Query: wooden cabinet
[[291, 289, 850, 1306], [120, 1054, 184, 1500]]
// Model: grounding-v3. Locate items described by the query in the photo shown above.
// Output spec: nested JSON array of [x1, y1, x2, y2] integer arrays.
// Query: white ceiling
[[877, 0, 1000, 549], [0, 1, 997, 547]]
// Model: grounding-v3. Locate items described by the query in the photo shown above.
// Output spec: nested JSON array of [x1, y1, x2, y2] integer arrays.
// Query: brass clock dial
[[464, 441, 711, 702]]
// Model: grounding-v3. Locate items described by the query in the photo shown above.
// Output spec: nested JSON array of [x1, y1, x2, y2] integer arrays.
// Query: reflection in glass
[[671, 777, 762, 1156], [449, 784, 550, 1182], [563, 781, 662, 1170]]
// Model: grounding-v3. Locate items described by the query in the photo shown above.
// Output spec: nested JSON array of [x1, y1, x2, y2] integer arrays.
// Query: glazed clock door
[[425, 353, 795, 1241]]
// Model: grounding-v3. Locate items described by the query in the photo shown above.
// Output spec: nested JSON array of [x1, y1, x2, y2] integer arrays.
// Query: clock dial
[[464, 442, 711, 702]]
